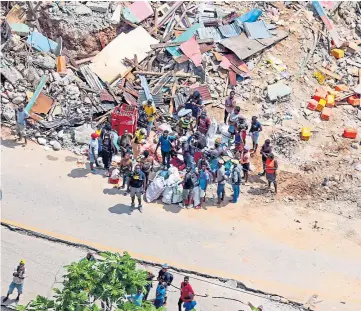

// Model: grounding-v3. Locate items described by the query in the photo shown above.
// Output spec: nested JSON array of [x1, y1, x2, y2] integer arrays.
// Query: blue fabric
[[232, 184, 240, 203], [9, 282, 23, 294], [127, 293, 143, 306], [159, 135, 175, 152], [17, 110, 28, 125], [154, 298, 164, 308], [217, 183, 225, 198], [184, 154, 195, 169], [252, 131, 260, 144], [199, 170, 209, 190], [184, 301, 197, 311]]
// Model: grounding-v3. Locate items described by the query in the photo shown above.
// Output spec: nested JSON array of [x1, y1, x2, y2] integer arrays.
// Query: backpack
[[102, 131, 112, 152]]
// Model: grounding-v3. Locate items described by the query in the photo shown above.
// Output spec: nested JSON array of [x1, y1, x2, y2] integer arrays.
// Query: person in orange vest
[[265, 153, 278, 193]]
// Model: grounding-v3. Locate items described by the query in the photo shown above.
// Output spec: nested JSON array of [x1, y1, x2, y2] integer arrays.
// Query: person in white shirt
[[89, 133, 100, 173], [3, 259, 26, 302]]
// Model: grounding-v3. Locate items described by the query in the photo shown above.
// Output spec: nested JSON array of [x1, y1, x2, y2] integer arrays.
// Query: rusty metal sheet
[[100, 90, 115, 102], [190, 85, 212, 103], [197, 27, 223, 42], [79, 65, 104, 91], [123, 92, 138, 106], [31, 92, 54, 114], [229, 70, 237, 86], [152, 71, 173, 95]]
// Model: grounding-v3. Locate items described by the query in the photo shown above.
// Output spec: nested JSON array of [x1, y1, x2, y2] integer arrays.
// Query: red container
[[343, 128, 357, 139], [109, 177, 119, 184], [111, 105, 138, 135]]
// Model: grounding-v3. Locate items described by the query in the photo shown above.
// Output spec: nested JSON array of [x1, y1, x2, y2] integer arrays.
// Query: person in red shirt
[[197, 111, 211, 135], [178, 276, 195, 311]]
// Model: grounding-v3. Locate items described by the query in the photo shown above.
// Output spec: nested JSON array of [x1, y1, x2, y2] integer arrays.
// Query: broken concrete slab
[[86, 1, 109, 13], [0, 60, 23, 85], [9, 23, 30, 36], [267, 82, 292, 101], [74, 5, 92, 15]]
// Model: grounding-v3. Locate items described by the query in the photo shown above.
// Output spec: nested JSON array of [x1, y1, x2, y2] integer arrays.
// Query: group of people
[[87, 90, 279, 211]]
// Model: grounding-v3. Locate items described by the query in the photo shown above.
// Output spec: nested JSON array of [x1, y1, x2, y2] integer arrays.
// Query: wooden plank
[[133, 70, 194, 77], [151, 38, 214, 49], [169, 78, 178, 114], [152, 71, 173, 95], [118, 84, 139, 97], [315, 66, 342, 80]]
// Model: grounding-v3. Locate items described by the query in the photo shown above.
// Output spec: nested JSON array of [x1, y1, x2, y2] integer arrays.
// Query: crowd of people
[[86, 90, 279, 211]]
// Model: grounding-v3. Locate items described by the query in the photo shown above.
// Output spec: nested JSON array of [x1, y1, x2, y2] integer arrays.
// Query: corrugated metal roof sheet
[[197, 27, 223, 42], [100, 89, 115, 102], [123, 92, 137, 106], [218, 23, 242, 38], [191, 85, 212, 103], [79, 65, 103, 91], [137, 90, 163, 107], [174, 93, 188, 110], [139, 75, 153, 101], [229, 70, 237, 86]]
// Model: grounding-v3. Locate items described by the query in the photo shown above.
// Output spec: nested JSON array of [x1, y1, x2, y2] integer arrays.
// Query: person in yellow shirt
[[142, 99, 157, 137], [132, 128, 147, 159]]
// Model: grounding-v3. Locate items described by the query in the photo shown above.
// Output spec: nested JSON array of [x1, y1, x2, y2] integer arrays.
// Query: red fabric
[[170, 157, 184, 170], [181, 282, 194, 302], [91, 133, 99, 139], [198, 117, 210, 134]]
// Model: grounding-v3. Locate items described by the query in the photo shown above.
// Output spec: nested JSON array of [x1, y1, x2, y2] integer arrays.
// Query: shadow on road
[[103, 187, 121, 195], [162, 203, 182, 213], [67, 168, 90, 178], [1, 295, 17, 306], [108, 203, 135, 215], [1, 138, 24, 149]]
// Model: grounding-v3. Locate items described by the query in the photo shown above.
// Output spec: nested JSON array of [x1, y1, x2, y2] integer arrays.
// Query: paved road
[[1, 227, 299, 311], [1, 134, 361, 310]]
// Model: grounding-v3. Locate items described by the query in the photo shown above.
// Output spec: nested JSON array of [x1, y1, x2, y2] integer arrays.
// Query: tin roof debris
[[123, 1, 154, 24], [244, 21, 272, 39]]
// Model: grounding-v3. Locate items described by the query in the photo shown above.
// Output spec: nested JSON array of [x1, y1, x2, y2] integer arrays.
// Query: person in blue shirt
[[155, 130, 177, 169], [198, 164, 210, 208], [126, 288, 144, 307], [249, 116, 262, 152], [15, 104, 29, 146], [153, 281, 167, 309], [185, 90, 203, 119]]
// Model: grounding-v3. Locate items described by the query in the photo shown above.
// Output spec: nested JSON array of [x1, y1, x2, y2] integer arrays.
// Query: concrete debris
[[267, 82, 292, 101], [37, 137, 47, 145]]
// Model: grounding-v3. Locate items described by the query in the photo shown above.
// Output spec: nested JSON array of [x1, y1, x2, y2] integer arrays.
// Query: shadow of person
[[162, 203, 182, 214], [1, 295, 16, 305], [248, 174, 267, 185], [108, 203, 135, 215], [0, 138, 23, 149], [67, 168, 90, 178], [103, 187, 121, 195]]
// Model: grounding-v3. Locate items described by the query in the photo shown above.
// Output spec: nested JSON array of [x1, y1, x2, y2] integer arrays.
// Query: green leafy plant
[[17, 252, 164, 311]]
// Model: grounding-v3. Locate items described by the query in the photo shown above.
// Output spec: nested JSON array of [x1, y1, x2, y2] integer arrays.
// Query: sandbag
[[166, 167, 181, 185], [207, 117, 217, 138], [162, 186, 173, 204], [146, 176, 165, 202], [172, 184, 183, 203]]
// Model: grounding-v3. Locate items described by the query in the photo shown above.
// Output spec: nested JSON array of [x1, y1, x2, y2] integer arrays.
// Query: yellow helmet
[[20, 259, 25, 264]]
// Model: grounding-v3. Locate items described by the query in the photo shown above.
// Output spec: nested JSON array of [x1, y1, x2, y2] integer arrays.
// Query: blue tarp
[[234, 8, 262, 26], [27, 31, 58, 53]]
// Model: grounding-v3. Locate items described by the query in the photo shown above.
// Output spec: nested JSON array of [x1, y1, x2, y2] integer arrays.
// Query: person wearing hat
[[14, 104, 29, 146], [142, 99, 157, 137], [178, 276, 195, 311], [230, 159, 241, 203], [259, 139, 273, 176], [196, 110, 211, 135], [157, 264, 173, 305], [155, 130, 177, 169], [89, 133, 100, 173], [240, 146, 251, 183], [216, 160, 226, 205], [185, 90, 203, 118], [3, 259, 26, 302], [265, 153, 278, 193]]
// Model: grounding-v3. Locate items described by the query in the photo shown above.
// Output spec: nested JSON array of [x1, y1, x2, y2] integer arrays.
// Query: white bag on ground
[[207, 117, 217, 138], [166, 167, 181, 185], [172, 184, 183, 203], [193, 186, 201, 207], [146, 176, 165, 202], [162, 186, 173, 204]]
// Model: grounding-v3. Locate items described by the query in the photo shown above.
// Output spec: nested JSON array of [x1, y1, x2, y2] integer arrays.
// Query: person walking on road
[[216, 160, 226, 206], [127, 164, 146, 211], [15, 104, 29, 146], [178, 276, 195, 311], [138, 150, 154, 191], [265, 153, 278, 193], [101, 124, 116, 177], [3, 259, 26, 302], [230, 160, 241, 203], [155, 130, 177, 169], [198, 164, 210, 208], [89, 133, 100, 173], [179, 167, 198, 208], [157, 264, 173, 306]]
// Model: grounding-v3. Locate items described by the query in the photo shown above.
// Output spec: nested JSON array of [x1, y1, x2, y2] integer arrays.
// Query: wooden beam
[[133, 70, 195, 78], [315, 66, 342, 80], [151, 38, 214, 49]]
